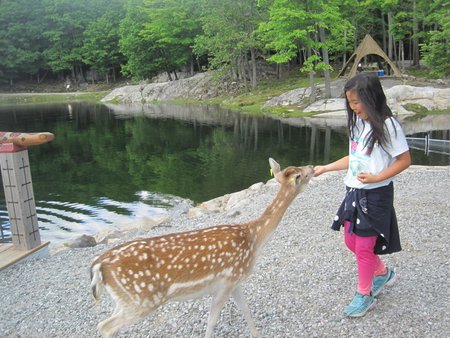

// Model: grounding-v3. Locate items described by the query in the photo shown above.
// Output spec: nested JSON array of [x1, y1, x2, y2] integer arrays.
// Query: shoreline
[[51, 164, 450, 255]]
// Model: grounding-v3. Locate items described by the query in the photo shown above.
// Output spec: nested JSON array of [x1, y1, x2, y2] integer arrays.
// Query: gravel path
[[1, 166, 449, 338]]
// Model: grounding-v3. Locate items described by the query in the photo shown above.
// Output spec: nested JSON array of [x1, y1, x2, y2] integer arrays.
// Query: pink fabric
[[343, 220, 386, 295]]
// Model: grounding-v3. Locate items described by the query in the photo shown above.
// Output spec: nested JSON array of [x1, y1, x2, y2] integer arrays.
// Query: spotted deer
[[90, 158, 314, 337]]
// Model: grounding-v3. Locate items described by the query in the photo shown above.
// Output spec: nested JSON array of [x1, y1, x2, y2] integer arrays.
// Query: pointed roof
[[337, 34, 402, 78]]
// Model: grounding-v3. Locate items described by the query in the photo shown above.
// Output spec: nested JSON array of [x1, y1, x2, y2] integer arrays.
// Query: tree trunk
[[382, 14, 387, 53], [277, 63, 282, 80], [307, 46, 316, 103], [250, 47, 257, 88], [318, 26, 331, 98], [393, 39, 398, 62], [240, 56, 247, 88], [399, 40, 405, 73], [343, 30, 347, 66], [196, 58, 201, 73], [387, 12, 394, 60], [412, 0, 420, 66]]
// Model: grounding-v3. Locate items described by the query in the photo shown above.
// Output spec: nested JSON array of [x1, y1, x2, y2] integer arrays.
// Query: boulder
[[68, 234, 97, 248]]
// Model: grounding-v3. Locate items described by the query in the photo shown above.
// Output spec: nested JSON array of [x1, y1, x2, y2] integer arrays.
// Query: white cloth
[[344, 117, 409, 189]]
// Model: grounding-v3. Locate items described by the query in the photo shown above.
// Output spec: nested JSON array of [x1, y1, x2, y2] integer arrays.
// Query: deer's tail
[[90, 262, 104, 302]]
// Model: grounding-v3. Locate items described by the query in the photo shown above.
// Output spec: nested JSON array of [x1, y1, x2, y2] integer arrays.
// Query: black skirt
[[331, 182, 402, 255]]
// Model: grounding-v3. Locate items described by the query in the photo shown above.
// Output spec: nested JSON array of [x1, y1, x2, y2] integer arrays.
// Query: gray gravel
[[1, 166, 449, 338]]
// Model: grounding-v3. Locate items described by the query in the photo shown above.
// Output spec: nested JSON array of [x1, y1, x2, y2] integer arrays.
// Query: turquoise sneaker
[[372, 268, 397, 297], [344, 292, 376, 317]]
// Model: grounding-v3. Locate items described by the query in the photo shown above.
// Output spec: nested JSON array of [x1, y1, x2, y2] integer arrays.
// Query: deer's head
[[269, 158, 313, 194]]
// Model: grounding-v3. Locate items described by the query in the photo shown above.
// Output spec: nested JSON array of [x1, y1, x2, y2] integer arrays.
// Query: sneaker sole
[[346, 299, 377, 318], [373, 272, 398, 297]]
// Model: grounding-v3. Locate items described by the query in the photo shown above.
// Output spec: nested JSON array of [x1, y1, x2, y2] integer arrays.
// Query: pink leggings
[[344, 220, 387, 295]]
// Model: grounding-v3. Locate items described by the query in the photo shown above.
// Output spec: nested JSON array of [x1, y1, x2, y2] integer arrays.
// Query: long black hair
[[344, 72, 395, 149]]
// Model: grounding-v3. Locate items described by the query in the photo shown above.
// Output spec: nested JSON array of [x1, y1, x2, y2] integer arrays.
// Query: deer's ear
[[269, 158, 281, 182]]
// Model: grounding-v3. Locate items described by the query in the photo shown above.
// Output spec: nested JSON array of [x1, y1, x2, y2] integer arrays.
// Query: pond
[[1, 102, 449, 245]]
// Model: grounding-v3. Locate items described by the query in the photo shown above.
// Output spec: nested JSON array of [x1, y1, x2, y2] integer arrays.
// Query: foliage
[[41, 0, 98, 74], [146, 0, 201, 71], [193, 0, 265, 87], [0, 0, 48, 82], [82, 1, 126, 77], [0, 0, 448, 87], [420, 0, 450, 77]]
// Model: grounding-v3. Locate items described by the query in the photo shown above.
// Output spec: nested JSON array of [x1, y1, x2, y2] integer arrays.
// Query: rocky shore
[[1, 165, 449, 337], [101, 73, 450, 117]]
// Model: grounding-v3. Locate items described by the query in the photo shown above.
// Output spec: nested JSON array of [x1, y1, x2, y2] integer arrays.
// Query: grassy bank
[[0, 91, 108, 106], [170, 73, 325, 117]]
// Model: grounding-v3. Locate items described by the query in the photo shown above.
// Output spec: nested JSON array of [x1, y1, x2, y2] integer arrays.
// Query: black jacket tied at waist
[[331, 182, 402, 255]]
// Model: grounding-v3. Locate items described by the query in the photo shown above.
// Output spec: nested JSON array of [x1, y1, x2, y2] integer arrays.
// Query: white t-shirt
[[344, 117, 409, 189]]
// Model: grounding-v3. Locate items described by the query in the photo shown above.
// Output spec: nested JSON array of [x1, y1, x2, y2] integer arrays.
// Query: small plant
[[403, 103, 429, 114]]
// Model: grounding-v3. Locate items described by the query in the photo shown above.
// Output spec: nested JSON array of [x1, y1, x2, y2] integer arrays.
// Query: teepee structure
[[338, 34, 402, 78]]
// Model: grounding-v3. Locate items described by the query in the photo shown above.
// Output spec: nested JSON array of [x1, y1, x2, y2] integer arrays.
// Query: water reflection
[[0, 102, 448, 245]]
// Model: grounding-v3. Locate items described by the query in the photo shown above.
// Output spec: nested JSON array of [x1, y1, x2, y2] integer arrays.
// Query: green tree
[[82, 1, 126, 83], [139, 0, 202, 80], [42, 0, 104, 81], [0, 0, 48, 87], [420, 0, 450, 77], [194, 0, 266, 88], [259, 0, 350, 99], [119, 0, 170, 79]]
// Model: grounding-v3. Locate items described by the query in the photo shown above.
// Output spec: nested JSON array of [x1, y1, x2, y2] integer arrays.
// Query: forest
[[0, 0, 448, 90]]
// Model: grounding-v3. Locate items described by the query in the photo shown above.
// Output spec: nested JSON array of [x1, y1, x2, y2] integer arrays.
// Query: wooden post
[[0, 144, 41, 250], [0, 132, 54, 251]]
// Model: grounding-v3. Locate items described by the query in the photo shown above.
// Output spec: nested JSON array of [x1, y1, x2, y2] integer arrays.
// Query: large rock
[[298, 85, 450, 116], [102, 72, 219, 103], [264, 88, 312, 107], [385, 85, 450, 114], [188, 182, 268, 218]]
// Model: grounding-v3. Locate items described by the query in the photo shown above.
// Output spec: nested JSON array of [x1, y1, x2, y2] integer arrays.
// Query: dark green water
[[0, 102, 448, 244]]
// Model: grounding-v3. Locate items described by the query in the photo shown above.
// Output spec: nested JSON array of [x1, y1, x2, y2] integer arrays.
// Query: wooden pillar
[[0, 144, 41, 250]]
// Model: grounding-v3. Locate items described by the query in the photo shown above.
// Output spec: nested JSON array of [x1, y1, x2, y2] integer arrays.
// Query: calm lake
[[1, 102, 449, 245]]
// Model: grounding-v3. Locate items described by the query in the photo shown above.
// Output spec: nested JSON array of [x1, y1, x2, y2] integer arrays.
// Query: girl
[[314, 73, 411, 317]]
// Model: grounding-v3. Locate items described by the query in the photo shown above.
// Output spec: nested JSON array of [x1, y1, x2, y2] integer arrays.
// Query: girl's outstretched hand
[[314, 165, 327, 177]]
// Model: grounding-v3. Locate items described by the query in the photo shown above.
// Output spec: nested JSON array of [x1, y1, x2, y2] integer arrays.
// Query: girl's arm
[[357, 150, 411, 184], [314, 155, 349, 177]]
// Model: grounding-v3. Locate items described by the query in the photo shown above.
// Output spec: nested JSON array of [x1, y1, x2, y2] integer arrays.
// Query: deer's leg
[[231, 286, 261, 338], [98, 307, 148, 338], [204, 285, 233, 338]]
